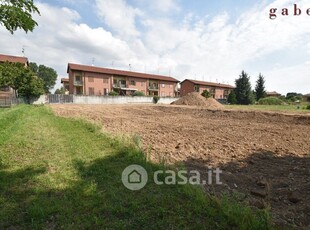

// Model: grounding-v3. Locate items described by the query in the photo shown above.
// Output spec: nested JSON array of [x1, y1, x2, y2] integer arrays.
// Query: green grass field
[[0, 105, 272, 229], [224, 104, 310, 113]]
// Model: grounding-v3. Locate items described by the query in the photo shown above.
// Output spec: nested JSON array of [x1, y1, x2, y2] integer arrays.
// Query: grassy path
[[0, 105, 271, 229]]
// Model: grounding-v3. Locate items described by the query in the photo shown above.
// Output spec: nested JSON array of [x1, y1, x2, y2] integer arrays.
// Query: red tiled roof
[[0, 54, 28, 65], [181, 79, 235, 89], [266, 91, 281, 95], [61, 78, 69, 83], [67, 63, 179, 82]]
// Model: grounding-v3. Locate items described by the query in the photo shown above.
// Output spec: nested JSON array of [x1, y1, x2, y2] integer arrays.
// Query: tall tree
[[0, 61, 44, 99], [0, 0, 40, 34], [255, 74, 266, 101], [29, 62, 57, 93], [234, 70, 254, 105], [17, 68, 45, 101], [227, 90, 237, 104]]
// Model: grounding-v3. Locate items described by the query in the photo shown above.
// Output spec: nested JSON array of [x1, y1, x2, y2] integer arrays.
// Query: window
[[162, 83, 165, 88], [103, 78, 108, 84], [130, 80, 136, 86], [161, 92, 165, 97], [88, 77, 94, 82], [194, 85, 199, 92], [89, 87, 95, 95], [75, 75, 81, 82]]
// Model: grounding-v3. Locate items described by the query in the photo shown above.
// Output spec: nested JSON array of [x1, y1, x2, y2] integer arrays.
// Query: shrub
[[227, 91, 237, 104], [133, 91, 145, 96], [307, 104, 310, 110], [108, 91, 118, 96], [258, 97, 283, 105], [201, 90, 210, 99], [153, 95, 160, 104]]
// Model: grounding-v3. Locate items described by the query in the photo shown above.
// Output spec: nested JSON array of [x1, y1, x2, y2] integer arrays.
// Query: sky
[[0, 0, 309, 94]]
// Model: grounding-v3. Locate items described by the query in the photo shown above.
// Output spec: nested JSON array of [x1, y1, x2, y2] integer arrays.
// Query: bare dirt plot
[[51, 104, 310, 228]]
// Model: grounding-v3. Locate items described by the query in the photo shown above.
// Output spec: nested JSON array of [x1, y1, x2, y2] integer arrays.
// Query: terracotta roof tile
[[67, 63, 179, 82], [61, 78, 69, 83], [0, 54, 28, 65], [181, 79, 235, 89]]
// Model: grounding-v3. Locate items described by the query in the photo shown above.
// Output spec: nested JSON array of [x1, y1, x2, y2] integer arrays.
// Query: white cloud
[[1, 0, 309, 93], [95, 0, 142, 38], [0, 3, 135, 90], [151, 0, 180, 13]]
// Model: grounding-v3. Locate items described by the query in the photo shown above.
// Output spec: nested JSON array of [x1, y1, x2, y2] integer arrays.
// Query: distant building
[[0, 53, 29, 67], [180, 79, 235, 99], [67, 63, 179, 97], [0, 54, 29, 98], [61, 78, 69, 94], [303, 93, 310, 102], [266, 91, 281, 97]]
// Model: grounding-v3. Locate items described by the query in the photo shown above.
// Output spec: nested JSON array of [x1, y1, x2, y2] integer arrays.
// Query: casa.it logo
[[122, 165, 148, 191], [122, 164, 223, 191], [269, 4, 310, 20]]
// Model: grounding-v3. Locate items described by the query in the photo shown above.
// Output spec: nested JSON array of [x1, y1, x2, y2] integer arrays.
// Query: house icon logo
[[122, 165, 148, 190], [128, 170, 142, 183]]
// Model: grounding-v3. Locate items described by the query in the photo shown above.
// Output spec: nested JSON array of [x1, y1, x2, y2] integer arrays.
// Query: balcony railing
[[148, 85, 159, 91], [113, 83, 127, 88], [74, 80, 83, 86]]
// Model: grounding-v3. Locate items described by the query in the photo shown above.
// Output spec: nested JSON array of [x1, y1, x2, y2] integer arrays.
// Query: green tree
[[0, 0, 40, 34], [17, 69, 45, 101], [133, 91, 145, 96], [0, 61, 44, 100], [227, 90, 237, 104], [201, 89, 210, 99], [29, 62, 38, 73], [234, 70, 254, 105], [0, 61, 24, 94], [29, 62, 57, 93], [55, 87, 65, 94], [255, 74, 266, 101]]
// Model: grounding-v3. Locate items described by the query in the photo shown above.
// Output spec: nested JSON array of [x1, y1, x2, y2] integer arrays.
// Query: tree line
[[227, 71, 266, 105], [0, 61, 57, 101]]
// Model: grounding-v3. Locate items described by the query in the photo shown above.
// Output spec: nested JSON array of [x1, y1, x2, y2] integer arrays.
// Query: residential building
[[61, 78, 69, 94], [303, 93, 310, 102], [180, 79, 235, 99], [0, 54, 29, 98], [266, 91, 281, 97], [0, 53, 29, 67], [67, 63, 179, 97]]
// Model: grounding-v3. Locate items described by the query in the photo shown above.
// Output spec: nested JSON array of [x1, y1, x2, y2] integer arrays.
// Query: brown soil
[[171, 92, 224, 109], [51, 104, 310, 229]]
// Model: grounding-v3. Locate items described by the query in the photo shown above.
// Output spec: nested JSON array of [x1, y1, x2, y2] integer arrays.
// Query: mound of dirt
[[171, 92, 224, 109]]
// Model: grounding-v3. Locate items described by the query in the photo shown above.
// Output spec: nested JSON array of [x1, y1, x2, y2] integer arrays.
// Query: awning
[[120, 88, 137, 91]]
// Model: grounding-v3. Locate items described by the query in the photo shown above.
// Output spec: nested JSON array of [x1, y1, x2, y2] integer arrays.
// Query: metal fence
[[0, 96, 24, 107], [48, 94, 73, 104]]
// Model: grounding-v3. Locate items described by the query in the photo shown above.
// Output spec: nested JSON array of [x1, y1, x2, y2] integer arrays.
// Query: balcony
[[113, 83, 127, 88], [74, 80, 83, 86], [148, 85, 159, 91]]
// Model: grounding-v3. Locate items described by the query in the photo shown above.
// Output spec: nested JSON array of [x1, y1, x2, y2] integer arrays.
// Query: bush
[[201, 90, 210, 99], [227, 91, 237, 104], [108, 91, 118, 96], [153, 95, 160, 104], [258, 97, 283, 105], [133, 91, 145, 96], [307, 104, 310, 110]]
